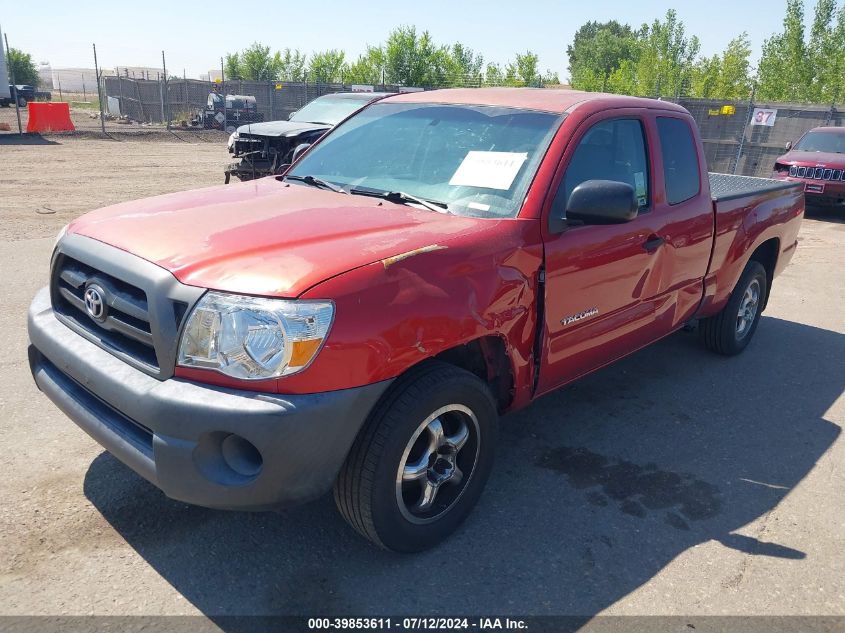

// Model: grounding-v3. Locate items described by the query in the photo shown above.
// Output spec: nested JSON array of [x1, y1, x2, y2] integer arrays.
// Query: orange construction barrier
[[26, 102, 75, 133]]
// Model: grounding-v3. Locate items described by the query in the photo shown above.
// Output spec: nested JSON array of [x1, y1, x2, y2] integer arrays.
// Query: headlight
[[177, 292, 334, 380], [227, 131, 238, 151]]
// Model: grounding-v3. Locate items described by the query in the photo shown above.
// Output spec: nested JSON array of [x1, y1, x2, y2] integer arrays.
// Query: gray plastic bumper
[[28, 287, 391, 510]]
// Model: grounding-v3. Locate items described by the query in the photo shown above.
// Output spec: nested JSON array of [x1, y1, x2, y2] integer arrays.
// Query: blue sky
[[2, 0, 798, 80]]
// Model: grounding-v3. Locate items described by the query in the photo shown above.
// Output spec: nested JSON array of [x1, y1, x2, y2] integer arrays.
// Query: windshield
[[287, 102, 562, 218], [290, 96, 370, 126], [794, 130, 845, 154]]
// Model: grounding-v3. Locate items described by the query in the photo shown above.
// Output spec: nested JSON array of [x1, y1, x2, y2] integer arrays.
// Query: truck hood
[[68, 177, 491, 297], [778, 150, 845, 167], [234, 119, 328, 137]]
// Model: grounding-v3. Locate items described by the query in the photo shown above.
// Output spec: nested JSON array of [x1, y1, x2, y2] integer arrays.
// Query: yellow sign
[[275, 84, 283, 90], [708, 109, 721, 116], [721, 104, 736, 115]]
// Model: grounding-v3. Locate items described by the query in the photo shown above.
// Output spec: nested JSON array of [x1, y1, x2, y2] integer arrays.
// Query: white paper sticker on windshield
[[449, 151, 528, 190]]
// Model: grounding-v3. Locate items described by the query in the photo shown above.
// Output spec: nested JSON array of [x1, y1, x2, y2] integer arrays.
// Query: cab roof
[[384, 87, 689, 115], [808, 126, 845, 134]]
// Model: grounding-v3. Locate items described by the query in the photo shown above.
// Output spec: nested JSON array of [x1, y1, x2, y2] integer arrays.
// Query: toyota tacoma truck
[[28, 88, 804, 552], [772, 126, 845, 209]]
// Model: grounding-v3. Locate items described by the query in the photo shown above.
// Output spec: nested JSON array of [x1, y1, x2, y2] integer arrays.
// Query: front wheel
[[700, 259, 768, 355], [334, 362, 498, 552]]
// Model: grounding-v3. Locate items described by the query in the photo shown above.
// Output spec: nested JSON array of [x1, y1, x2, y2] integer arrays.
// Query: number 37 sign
[[751, 108, 778, 126]]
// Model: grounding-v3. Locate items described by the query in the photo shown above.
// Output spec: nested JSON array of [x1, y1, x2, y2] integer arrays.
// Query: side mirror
[[288, 111, 296, 120], [785, 141, 792, 151], [550, 180, 638, 233], [291, 143, 311, 163]]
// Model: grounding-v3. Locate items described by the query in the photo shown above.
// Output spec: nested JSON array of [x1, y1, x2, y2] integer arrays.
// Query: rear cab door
[[535, 108, 713, 395]]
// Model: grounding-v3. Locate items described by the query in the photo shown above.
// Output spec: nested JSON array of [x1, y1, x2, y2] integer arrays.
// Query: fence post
[[93, 43, 106, 134], [183, 69, 188, 122], [158, 73, 165, 124], [824, 93, 837, 126], [269, 80, 275, 121], [136, 78, 146, 123], [221, 57, 227, 132], [4, 32, 23, 134], [733, 84, 756, 175], [161, 51, 169, 130], [117, 75, 124, 118]]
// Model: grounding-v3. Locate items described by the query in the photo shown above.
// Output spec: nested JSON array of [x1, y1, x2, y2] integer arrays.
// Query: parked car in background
[[773, 126, 845, 209], [193, 92, 263, 134], [224, 91, 393, 183], [28, 89, 804, 552], [3, 85, 48, 107]]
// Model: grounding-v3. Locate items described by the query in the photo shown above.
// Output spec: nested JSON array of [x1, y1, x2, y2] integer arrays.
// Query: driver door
[[536, 113, 669, 395]]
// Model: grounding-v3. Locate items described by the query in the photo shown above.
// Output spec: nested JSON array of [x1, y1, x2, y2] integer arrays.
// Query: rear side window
[[561, 118, 650, 212], [657, 117, 700, 204]]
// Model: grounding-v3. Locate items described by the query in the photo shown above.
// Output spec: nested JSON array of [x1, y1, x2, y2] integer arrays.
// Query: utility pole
[[161, 50, 169, 130], [93, 43, 105, 133]]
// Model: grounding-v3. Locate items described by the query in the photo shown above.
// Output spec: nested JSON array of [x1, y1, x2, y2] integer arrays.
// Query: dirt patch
[[0, 135, 230, 241]]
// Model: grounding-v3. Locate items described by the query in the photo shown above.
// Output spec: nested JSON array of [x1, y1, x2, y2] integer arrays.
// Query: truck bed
[[708, 172, 800, 202]]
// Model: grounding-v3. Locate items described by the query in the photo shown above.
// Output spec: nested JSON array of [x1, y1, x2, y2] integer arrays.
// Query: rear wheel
[[700, 260, 768, 355], [334, 362, 498, 552]]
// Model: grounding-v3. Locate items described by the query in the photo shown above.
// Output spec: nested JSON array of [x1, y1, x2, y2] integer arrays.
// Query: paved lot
[[0, 136, 843, 622]]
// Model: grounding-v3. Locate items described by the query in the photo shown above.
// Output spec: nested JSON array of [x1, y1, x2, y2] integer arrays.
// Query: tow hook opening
[[193, 431, 263, 485]]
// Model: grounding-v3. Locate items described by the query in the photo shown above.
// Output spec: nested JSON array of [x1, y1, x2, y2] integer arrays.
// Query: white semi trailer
[[0, 23, 12, 106]]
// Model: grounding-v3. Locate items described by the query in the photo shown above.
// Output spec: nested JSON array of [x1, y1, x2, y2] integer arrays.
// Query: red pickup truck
[[28, 89, 804, 552]]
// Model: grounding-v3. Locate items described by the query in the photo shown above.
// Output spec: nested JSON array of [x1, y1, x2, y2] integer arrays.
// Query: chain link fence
[[1, 39, 842, 181]]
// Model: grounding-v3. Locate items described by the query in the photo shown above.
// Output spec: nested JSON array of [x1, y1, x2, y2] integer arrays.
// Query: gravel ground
[[0, 136, 843, 623], [0, 132, 228, 241]]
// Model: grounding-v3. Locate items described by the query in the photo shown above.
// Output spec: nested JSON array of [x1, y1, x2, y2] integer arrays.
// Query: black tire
[[18, 97, 27, 108], [334, 361, 498, 552], [700, 259, 768, 355]]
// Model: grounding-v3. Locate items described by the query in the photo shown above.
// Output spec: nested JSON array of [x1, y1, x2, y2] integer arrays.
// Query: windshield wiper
[[285, 174, 346, 194], [349, 188, 450, 214]]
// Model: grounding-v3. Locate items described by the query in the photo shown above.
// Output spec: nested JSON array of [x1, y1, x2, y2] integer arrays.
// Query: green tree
[[505, 51, 540, 86], [239, 42, 282, 80], [309, 49, 347, 83], [345, 46, 386, 84], [277, 48, 308, 82], [690, 33, 752, 99], [483, 62, 504, 86], [807, 0, 845, 102], [541, 69, 562, 86], [383, 25, 447, 86], [567, 21, 637, 91], [223, 52, 241, 80], [633, 10, 700, 98], [757, 0, 809, 101], [7, 48, 39, 86], [446, 43, 484, 86]]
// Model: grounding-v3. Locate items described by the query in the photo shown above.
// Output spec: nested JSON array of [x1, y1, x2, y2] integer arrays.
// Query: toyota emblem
[[84, 285, 107, 322]]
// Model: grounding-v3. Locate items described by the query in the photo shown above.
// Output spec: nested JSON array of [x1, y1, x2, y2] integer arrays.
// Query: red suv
[[773, 126, 845, 208]]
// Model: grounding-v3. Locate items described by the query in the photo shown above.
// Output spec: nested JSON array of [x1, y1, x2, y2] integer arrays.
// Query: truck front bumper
[[28, 287, 391, 511]]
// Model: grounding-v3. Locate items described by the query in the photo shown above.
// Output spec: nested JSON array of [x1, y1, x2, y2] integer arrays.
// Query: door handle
[[643, 235, 665, 251]]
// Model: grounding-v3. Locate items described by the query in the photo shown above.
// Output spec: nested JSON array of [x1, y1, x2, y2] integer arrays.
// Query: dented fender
[[279, 219, 544, 406]]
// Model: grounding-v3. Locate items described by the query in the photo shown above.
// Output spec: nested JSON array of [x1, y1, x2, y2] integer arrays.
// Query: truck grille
[[789, 165, 845, 181], [49, 235, 206, 380], [51, 254, 159, 370]]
